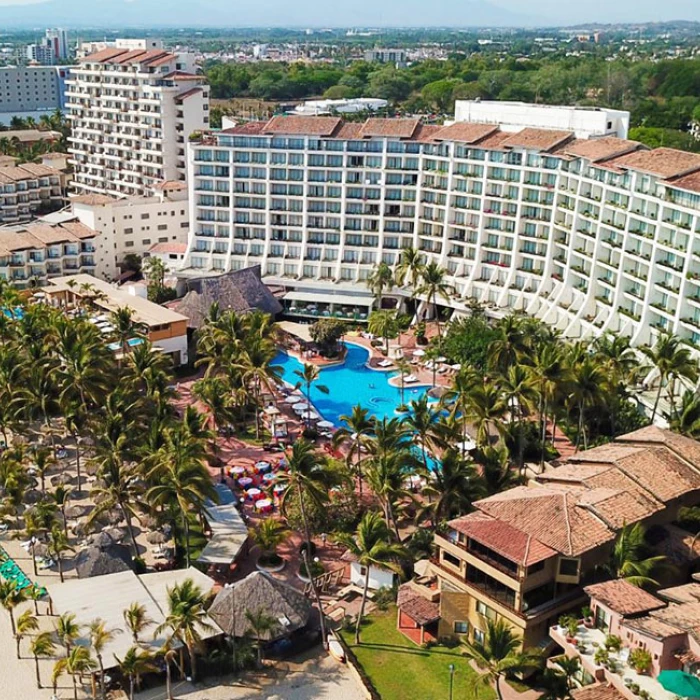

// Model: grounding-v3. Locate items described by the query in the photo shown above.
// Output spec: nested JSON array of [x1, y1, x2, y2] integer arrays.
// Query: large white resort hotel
[[181, 101, 700, 353]]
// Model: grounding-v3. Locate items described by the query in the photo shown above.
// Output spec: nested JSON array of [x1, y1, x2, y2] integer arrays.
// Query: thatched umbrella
[[74, 544, 132, 579], [24, 489, 43, 505], [84, 462, 99, 477], [71, 519, 90, 537], [146, 531, 167, 545], [103, 527, 127, 544], [88, 531, 117, 549], [32, 543, 51, 559], [50, 474, 73, 488], [65, 504, 88, 519], [93, 509, 124, 527], [140, 514, 159, 530]]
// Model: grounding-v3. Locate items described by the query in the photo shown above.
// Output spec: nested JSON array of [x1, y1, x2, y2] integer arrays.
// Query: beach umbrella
[[305, 413, 321, 422], [104, 527, 127, 543], [435, 356, 447, 363], [24, 489, 42, 505], [95, 508, 124, 527], [50, 474, 74, 487], [72, 519, 90, 536], [32, 543, 51, 558], [292, 402, 310, 411], [456, 439, 477, 453], [140, 514, 159, 530], [147, 531, 168, 545], [451, 364, 462, 370], [412, 349, 426, 357], [284, 395, 300, 404], [658, 671, 700, 697], [88, 531, 117, 548], [317, 420, 334, 429]]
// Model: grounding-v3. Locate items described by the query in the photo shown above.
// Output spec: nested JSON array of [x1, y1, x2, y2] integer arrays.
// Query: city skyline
[[0, 0, 699, 28]]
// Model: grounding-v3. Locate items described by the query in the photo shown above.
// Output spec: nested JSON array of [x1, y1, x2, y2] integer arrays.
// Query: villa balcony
[[550, 624, 678, 700]]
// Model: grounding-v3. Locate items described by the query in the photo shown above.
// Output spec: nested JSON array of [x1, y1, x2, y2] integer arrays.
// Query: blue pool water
[[273, 343, 431, 427], [2, 307, 24, 320], [106, 337, 145, 352]]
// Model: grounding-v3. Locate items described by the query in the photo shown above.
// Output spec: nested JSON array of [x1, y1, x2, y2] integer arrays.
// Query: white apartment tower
[[181, 106, 700, 355], [66, 45, 209, 198], [45, 29, 69, 61]]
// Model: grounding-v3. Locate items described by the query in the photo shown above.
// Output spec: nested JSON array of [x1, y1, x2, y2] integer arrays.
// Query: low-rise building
[[551, 579, 700, 700], [43, 273, 189, 366], [416, 427, 700, 651], [0, 219, 99, 287], [0, 162, 65, 225]]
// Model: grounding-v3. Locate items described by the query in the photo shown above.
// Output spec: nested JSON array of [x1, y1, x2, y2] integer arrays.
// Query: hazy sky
[[0, 0, 699, 26]]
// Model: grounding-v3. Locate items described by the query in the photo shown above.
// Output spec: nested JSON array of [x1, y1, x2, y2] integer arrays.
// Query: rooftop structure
[[453, 100, 630, 139], [292, 98, 389, 116], [184, 110, 700, 358], [66, 44, 208, 197]]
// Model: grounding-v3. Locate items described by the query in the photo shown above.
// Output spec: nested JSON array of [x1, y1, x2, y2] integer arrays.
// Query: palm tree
[[569, 357, 605, 451], [15, 609, 38, 658], [111, 307, 141, 357], [29, 631, 55, 689], [368, 309, 399, 355], [499, 364, 537, 473], [146, 421, 217, 568], [293, 363, 329, 425], [421, 449, 485, 525], [55, 612, 80, 654], [244, 608, 279, 667], [52, 645, 96, 700], [124, 602, 153, 644], [332, 404, 375, 498], [366, 262, 395, 310], [642, 333, 699, 422], [417, 261, 452, 337], [671, 390, 700, 438], [30, 445, 54, 494], [605, 522, 667, 588], [402, 395, 442, 474], [481, 445, 521, 496], [155, 578, 214, 683], [0, 580, 26, 635], [251, 519, 289, 567], [462, 618, 543, 700], [335, 512, 407, 644], [465, 383, 508, 448], [159, 640, 178, 700], [489, 315, 528, 375], [47, 525, 72, 583], [114, 646, 156, 700], [51, 484, 72, 536], [395, 246, 425, 304], [88, 618, 118, 700], [394, 357, 411, 408]]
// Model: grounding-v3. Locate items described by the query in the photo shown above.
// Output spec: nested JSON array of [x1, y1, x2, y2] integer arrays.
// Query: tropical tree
[[462, 618, 543, 700], [52, 645, 96, 700], [402, 395, 442, 474], [0, 580, 26, 635], [335, 512, 407, 644], [642, 333, 699, 422], [29, 631, 55, 689], [670, 390, 700, 438], [293, 363, 329, 424], [332, 404, 375, 497], [604, 522, 667, 588], [46, 524, 73, 583], [569, 356, 605, 451], [251, 518, 289, 567], [368, 309, 399, 355], [124, 602, 153, 644], [395, 246, 425, 305], [155, 578, 214, 683], [417, 261, 452, 337], [88, 618, 118, 700], [55, 612, 80, 654], [114, 646, 156, 700], [244, 607, 279, 667], [366, 261, 395, 309], [15, 608, 38, 658]]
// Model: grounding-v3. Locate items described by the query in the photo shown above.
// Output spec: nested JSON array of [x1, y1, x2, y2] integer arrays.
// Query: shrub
[[373, 586, 397, 611], [629, 647, 652, 674], [605, 634, 622, 652], [594, 648, 609, 666], [581, 606, 592, 620], [309, 318, 347, 357]]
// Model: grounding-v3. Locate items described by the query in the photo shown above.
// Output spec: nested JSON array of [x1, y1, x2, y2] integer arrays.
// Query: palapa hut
[[74, 544, 133, 579], [209, 571, 312, 642]]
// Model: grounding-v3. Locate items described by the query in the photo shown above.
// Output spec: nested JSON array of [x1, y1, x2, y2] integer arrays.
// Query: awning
[[283, 291, 374, 308], [277, 321, 314, 343], [198, 534, 248, 564]]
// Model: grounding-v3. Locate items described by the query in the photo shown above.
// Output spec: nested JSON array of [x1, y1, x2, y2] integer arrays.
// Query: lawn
[[340, 608, 495, 700]]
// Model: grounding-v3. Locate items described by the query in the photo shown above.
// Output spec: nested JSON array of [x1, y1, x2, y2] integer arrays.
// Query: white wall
[[453, 100, 630, 139], [349, 562, 396, 591]]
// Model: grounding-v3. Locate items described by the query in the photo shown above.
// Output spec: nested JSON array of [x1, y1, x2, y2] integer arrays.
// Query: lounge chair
[[378, 359, 393, 368], [404, 375, 418, 383]]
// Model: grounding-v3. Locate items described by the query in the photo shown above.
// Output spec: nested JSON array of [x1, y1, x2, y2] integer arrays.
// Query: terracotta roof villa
[[412, 427, 700, 654]]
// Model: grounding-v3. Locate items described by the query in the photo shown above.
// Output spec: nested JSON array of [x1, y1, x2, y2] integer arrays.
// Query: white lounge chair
[[404, 375, 418, 383], [378, 360, 393, 368]]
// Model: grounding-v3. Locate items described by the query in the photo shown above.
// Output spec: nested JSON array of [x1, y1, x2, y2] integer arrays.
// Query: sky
[[0, 0, 699, 27]]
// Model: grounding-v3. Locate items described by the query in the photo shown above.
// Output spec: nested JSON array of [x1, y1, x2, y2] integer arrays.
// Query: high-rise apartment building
[[44, 29, 69, 61], [26, 42, 55, 66], [0, 66, 72, 124], [66, 45, 209, 198], [182, 105, 700, 356]]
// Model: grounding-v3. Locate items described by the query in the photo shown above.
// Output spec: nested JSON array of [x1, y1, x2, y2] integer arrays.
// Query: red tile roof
[[80, 47, 128, 63], [432, 122, 498, 144], [474, 486, 615, 557], [263, 115, 342, 137], [607, 147, 700, 179], [359, 118, 421, 139], [584, 579, 664, 616], [448, 511, 556, 566], [501, 127, 574, 152], [220, 122, 268, 136], [109, 49, 148, 65], [148, 242, 187, 255], [555, 137, 643, 163], [571, 685, 626, 700], [397, 583, 440, 625], [162, 71, 203, 81], [175, 87, 203, 103]]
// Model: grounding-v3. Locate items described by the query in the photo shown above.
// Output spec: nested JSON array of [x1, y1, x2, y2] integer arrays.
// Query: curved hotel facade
[[182, 103, 700, 352]]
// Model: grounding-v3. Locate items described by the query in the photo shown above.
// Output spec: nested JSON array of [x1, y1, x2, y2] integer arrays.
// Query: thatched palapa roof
[[175, 265, 282, 329], [208, 571, 312, 641]]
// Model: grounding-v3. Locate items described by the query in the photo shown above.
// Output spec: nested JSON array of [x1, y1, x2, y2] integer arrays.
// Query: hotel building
[[0, 163, 65, 225], [181, 104, 700, 352], [66, 44, 209, 198]]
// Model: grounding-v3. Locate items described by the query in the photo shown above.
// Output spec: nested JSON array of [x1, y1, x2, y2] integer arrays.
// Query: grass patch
[[340, 608, 495, 700]]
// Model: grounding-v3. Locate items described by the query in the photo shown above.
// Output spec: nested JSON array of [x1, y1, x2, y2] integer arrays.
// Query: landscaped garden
[[340, 608, 495, 700]]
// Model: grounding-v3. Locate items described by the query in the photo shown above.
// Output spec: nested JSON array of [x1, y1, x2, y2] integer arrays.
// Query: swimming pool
[[273, 343, 431, 427]]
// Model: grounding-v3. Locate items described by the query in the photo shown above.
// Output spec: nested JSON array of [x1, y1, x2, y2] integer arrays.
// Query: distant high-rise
[[66, 41, 210, 197], [45, 29, 69, 61]]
